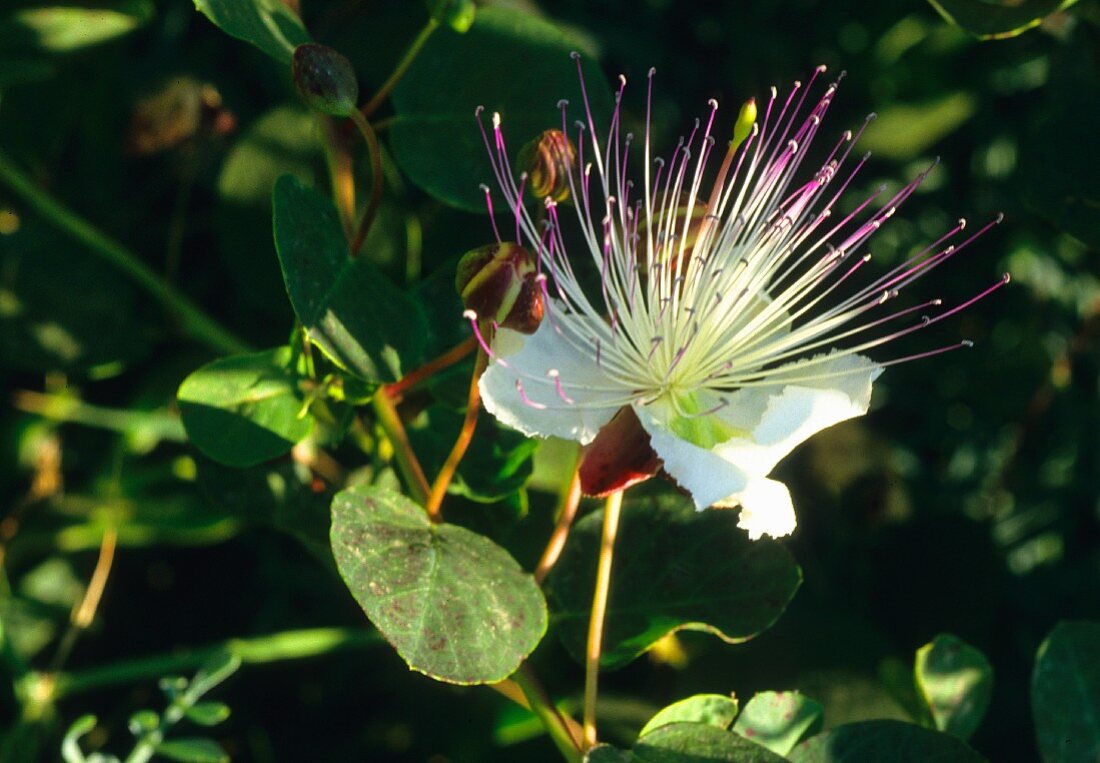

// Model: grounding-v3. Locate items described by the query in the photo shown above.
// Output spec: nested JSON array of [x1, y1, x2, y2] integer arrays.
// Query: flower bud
[[517, 130, 576, 203], [292, 44, 359, 117], [455, 242, 544, 334]]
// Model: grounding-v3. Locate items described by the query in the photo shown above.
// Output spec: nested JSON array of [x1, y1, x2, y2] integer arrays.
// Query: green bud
[[517, 129, 576, 203], [428, 0, 476, 33], [732, 97, 757, 149], [456, 242, 544, 334], [292, 44, 359, 117]]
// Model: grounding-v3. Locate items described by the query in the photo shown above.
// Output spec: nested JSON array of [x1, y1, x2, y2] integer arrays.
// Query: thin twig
[[319, 115, 356, 239], [512, 665, 584, 762], [583, 490, 623, 749], [370, 389, 430, 505], [386, 336, 476, 400], [360, 19, 439, 119], [48, 528, 118, 675], [424, 348, 488, 520], [348, 111, 384, 257], [535, 459, 583, 584]]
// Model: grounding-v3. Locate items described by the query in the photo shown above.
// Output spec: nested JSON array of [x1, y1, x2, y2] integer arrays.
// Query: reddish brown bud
[[579, 406, 661, 496], [518, 130, 576, 203], [455, 242, 544, 334]]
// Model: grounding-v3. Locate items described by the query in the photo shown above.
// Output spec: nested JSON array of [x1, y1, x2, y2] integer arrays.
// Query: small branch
[[424, 347, 488, 520], [583, 490, 623, 749], [512, 665, 584, 763], [319, 115, 356, 238], [360, 19, 439, 119], [535, 458, 583, 584], [47, 528, 118, 675], [0, 151, 249, 355], [386, 336, 476, 400], [48, 628, 382, 700], [370, 388, 430, 505], [348, 111, 384, 257], [12, 390, 185, 442]]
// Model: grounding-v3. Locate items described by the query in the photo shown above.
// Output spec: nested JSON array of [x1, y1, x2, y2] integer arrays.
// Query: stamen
[[547, 369, 575, 403], [516, 379, 547, 409]]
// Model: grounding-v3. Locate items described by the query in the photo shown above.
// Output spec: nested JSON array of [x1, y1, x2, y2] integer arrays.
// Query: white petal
[[633, 401, 751, 509], [712, 351, 881, 477], [735, 478, 797, 540], [479, 318, 626, 445]]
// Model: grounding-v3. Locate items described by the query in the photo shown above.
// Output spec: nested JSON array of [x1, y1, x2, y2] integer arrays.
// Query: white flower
[[470, 59, 1006, 540]]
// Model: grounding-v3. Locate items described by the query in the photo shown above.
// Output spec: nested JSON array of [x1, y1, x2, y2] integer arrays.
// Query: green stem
[[512, 666, 583, 763], [0, 151, 249, 356], [48, 627, 382, 700], [583, 490, 624, 749], [370, 388, 430, 505], [348, 110, 384, 257], [360, 18, 439, 119], [12, 390, 185, 441], [319, 115, 356, 239]]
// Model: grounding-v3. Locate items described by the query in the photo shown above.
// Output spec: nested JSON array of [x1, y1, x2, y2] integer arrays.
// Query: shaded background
[[1, 0, 1098, 760]]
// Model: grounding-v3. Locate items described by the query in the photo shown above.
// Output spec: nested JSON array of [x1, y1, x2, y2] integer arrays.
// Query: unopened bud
[[518, 130, 576, 203], [292, 44, 359, 117], [455, 242, 544, 334], [428, 0, 476, 32], [732, 98, 757, 149]]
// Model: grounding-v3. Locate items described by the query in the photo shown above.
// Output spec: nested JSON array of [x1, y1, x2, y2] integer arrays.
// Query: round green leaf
[[788, 720, 986, 762], [914, 634, 992, 741], [193, 0, 310, 63], [390, 6, 611, 212], [733, 691, 824, 756], [1032, 620, 1100, 763], [178, 347, 313, 467], [272, 174, 427, 384], [330, 484, 547, 684], [634, 722, 788, 763], [547, 488, 801, 669], [926, 0, 1077, 39], [640, 694, 740, 737]]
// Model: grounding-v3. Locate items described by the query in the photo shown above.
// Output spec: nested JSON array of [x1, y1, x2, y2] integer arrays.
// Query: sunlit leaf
[[155, 738, 228, 763], [192, 0, 309, 63], [272, 174, 426, 383], [330, 484, 547, 684], [178, 347, 314, 467], [547, 487, 801, 669], [0, 2, 154, 53], [634, 722, 788, 762], [914, 634, 992, 741], [640, 694, 740, 737], [733, 691, 823, 756], [859, 92, 976, 160]]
